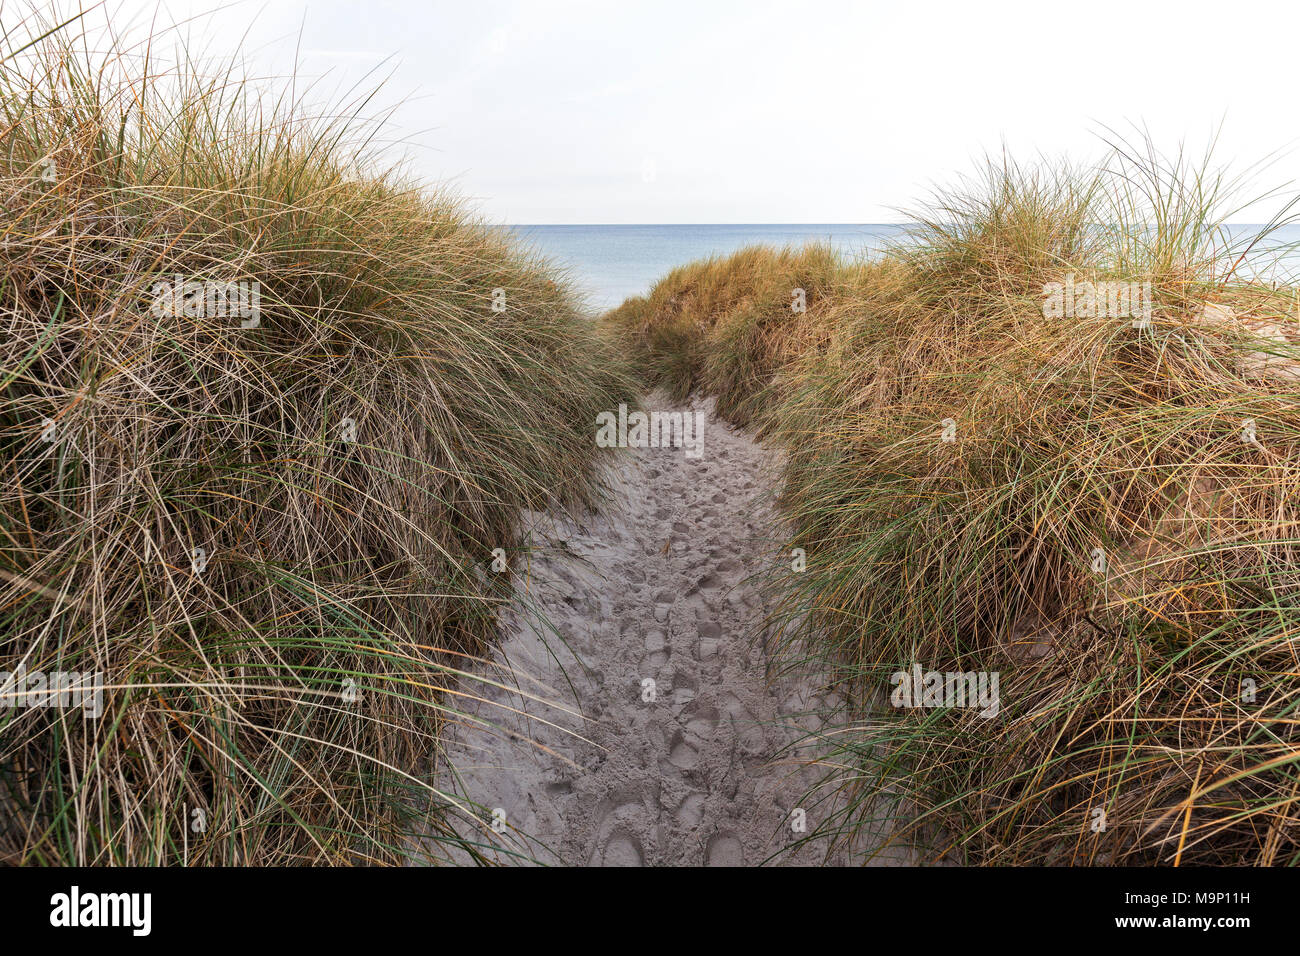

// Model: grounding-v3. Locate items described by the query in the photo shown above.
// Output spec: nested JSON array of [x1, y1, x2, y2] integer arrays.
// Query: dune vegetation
[[605, 147, 1300, 865], [0, 11, 633, 865]]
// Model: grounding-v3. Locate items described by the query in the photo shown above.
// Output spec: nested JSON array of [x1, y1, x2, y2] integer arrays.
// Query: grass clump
[[606, 143, 1300, 865], [604, 243, 846, 426], [0, 8, 633, 865]]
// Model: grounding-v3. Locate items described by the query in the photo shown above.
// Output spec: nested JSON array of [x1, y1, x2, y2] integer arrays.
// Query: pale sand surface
[[435, 394, 913, 865]]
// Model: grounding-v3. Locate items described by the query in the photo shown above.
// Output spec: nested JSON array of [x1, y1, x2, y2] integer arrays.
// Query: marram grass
[[606, 145, 1300, 865], [0, 9, 634, 865]]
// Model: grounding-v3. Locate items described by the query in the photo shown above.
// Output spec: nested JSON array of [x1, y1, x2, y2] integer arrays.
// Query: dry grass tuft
[[0, 7, 633, 865], [607, 142, 1300, 865]]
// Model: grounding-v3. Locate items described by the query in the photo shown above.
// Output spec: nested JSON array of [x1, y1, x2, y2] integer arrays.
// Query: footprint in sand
[[676, 792, 706, 828], [681, 701, 720, 739], [694, 571, 723, 595], [671, 685, 697, 706], [720, 692, 767, 756], [644, 628, 669, 666], [596, 830, 644, 867], [695, 620, 722, 660], [706, 831, 743, 866], [667, 730, 699, 771]]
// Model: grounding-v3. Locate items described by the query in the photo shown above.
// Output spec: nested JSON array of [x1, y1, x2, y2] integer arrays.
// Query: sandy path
[[436, 395, 903, 865]]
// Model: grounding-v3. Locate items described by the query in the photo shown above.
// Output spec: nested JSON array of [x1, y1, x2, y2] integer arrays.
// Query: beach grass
[[606, 141, 1300, 865], [0, 7, 634, 865]]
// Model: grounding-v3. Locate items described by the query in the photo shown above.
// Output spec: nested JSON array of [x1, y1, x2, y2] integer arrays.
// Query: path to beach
[[437, 395, 909, 865]]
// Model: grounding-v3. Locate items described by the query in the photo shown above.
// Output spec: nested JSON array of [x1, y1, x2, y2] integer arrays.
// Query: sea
[[503, 223, 1300, 314], [504, 224, 910, 313]]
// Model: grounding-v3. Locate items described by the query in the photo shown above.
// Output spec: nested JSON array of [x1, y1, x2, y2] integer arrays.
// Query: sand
[[435, 394, 910, 866]]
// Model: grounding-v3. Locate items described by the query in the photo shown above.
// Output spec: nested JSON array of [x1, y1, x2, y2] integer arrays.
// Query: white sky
[[16, 0, 1300, 223]]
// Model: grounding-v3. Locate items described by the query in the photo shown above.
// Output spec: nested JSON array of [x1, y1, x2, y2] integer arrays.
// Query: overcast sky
[[23, 0, 1300, 223]]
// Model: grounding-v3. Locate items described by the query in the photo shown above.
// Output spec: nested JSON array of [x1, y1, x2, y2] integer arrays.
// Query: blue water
[[506, 224, 912, 312], [506, 223, 1300, 314]]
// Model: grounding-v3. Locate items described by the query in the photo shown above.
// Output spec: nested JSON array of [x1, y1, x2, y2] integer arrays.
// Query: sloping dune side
[[605, 154, 1300, 865], [0, 18, 633, 865]]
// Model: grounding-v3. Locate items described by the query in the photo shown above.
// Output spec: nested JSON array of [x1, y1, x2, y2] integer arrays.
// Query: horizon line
[[502, 222, 1284, 228], [505, 222, 911, 227]]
